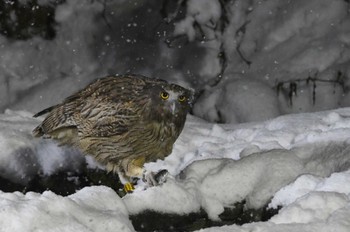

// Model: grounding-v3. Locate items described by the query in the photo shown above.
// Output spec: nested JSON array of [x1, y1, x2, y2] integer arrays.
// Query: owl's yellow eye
[[160, 91, 169, 100], [178, 95, 186, 102]]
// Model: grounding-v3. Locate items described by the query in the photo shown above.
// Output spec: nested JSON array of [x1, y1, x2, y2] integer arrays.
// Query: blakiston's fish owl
[[33, 74, 193, 188]]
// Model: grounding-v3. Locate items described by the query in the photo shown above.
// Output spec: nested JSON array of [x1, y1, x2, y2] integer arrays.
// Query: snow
[[2, 107, 350, 231], [271, 192, 349, 224], [174, 0, 221, 41], [193, 77, 280, 123], [2, 0, 349, 121], [187, 0, 350, 120], [270, 170, 350, 208], [0, 110, 85, 184], [1, 0, 350, 231], [0, 0, 103, 112], [0, 186, 133, 232]]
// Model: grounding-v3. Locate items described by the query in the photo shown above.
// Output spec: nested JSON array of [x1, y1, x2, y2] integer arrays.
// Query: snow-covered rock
[[0, 186, 134, 232], [2, 107, 350, 231]]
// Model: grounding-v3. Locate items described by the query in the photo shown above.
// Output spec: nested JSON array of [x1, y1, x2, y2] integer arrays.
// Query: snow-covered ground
[[1, 0, 350, 231], [1, 108, 350, 231]]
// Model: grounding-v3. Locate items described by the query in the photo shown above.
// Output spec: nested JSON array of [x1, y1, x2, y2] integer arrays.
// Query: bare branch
[[275, 71, 346, 106], [160, 0, 186, 24], [97, 0, 112, 30]]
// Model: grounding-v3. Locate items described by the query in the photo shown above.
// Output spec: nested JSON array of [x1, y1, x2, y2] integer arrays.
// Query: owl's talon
[[123, 182, 135, 193], [143, 169, 169, 187]]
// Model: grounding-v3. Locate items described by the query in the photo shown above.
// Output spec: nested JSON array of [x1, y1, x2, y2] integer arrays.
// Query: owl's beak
[[171, 102, 176, 114]]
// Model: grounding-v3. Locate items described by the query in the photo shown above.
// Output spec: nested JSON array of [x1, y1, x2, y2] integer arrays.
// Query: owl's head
[[158, 83, 194, 115], [144, 80, 194, 120]]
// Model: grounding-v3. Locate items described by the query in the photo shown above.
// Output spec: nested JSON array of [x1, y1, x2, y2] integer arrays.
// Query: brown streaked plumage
[[33, 74, 194, 185]]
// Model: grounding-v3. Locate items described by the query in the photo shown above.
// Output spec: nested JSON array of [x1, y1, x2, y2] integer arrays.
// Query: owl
[[32, 74, 194, 190]]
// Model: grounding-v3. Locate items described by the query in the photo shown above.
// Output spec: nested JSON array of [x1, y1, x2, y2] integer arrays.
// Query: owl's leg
[[125, 157, 145, 177], [117, 170, 135, 193], [120, 157, 146, 193], [128, 159, 169, 186], [120, 158, 169, 192], [118, 168, 140, 193]]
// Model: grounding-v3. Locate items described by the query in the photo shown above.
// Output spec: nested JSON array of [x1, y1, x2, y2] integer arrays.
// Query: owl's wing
[[33, 99, 138, 139], [32, 100, 80, 140], [32, 82, 90, 138], [76, 75, 148, 137], [33, 75, 148, 139], [79, 100, 140, 137]]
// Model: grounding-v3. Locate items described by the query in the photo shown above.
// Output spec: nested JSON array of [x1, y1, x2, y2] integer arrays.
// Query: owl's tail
[[32, 125, 44, 137], [32, 105, 57, 137], [32, 103, 75, 137], [32, 107, 79, 146], [33, 105, 56, 118]]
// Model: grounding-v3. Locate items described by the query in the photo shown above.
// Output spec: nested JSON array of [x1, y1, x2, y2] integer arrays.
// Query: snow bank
[[1, 0, 350, 230], [270, 192, 349, 224], [269, 169, 350, 225], [125, 108, 350, 223], [0, 186, 133, 232], [0, 110, 85, 184], [2, 107, 350, 231]]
